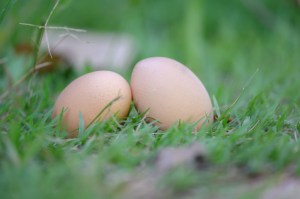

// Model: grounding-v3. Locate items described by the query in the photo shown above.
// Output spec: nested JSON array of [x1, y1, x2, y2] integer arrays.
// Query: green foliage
[[0, 0, 14, 24]]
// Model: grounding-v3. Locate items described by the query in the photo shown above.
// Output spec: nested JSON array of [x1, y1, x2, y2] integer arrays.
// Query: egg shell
[[53, 71, 131, 137], [131, 57, 213, 130]]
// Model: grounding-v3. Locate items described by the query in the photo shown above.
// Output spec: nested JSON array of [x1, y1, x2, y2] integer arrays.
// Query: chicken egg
[[130, 57, 213, 130], [53, 71, 131, 137]]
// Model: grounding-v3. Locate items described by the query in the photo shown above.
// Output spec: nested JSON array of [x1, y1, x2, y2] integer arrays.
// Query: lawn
[[0, 0, 300, 198]]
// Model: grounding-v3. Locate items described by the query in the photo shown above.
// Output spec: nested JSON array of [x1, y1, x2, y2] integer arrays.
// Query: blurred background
[[0, 1, 300, 198], [0, 0, 299, 104]]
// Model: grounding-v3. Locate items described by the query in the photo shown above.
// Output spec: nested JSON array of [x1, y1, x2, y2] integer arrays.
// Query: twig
[[0, 62, 52, 102], [19, 23, 86, 32], [58, 31, 88, 44], [35, 62, 52, 70], [20, 0, 86, 59], [45, 0, 60, 27], [19, 23, 87, 60], [0, 0, 87, 102], [44, 0, 61, 58], [32, 22, 46, 69], [34, 29, 86, 67]]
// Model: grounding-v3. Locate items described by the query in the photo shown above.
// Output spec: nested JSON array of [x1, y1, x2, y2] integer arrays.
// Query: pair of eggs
[[53, 57, 213, 137]]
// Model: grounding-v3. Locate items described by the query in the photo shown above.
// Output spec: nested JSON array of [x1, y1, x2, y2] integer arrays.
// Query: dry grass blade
[[0, 62, 52, 102], [0, 21, 47, 102], [19, 23, 86, 32], [0, 0, 83, 102], [32, 22, 46, 69], [44, 0, 61, 58]]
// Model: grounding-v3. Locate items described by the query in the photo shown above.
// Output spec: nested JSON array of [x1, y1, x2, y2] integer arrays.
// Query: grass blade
[[31, 22, 46, 68]]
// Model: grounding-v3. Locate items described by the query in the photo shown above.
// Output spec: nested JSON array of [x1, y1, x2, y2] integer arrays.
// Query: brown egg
[[131, 57, 213, 130], [53, 71, 131, 137]]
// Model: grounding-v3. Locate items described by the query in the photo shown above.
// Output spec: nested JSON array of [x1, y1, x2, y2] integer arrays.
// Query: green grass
[[0, 0, 300, 198]]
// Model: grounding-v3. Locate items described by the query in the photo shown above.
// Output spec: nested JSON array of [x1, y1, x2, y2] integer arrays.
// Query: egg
[[131, 57, 213, 130], [53, 71, 131, 137]]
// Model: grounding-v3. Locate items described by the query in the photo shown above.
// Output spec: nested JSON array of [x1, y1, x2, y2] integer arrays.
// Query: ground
[[0, 0, 300, 199]]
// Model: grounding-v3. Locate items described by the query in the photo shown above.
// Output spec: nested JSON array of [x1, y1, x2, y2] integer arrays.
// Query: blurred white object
[[41, 29, 136, 72]]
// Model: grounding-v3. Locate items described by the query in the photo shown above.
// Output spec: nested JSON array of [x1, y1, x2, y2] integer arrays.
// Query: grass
[[0, 0, 300, 198]]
